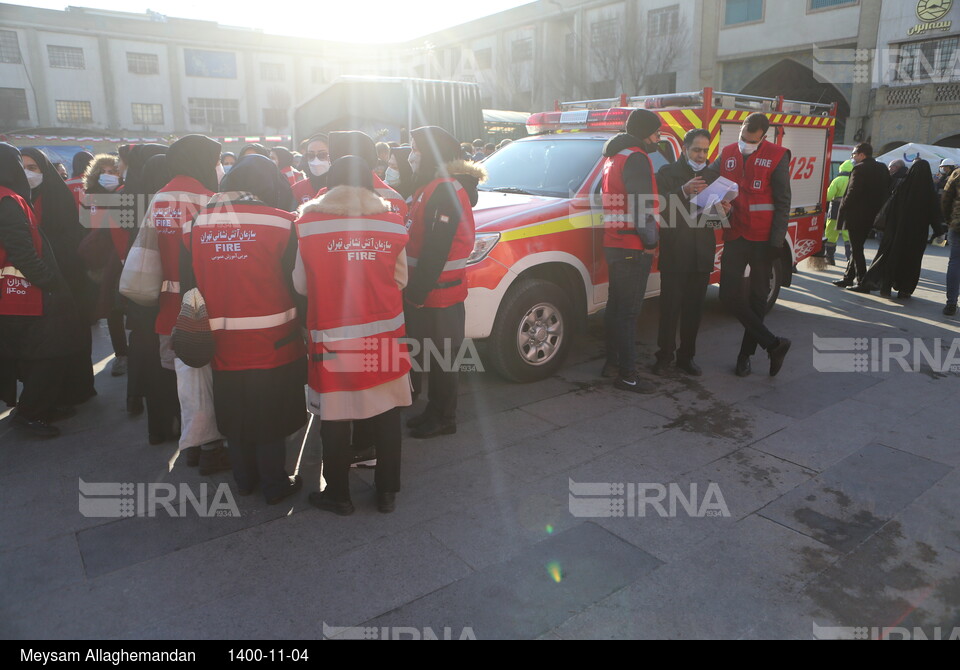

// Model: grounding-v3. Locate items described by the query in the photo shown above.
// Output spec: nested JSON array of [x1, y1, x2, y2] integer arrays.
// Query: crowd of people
[[2, 112, 956, 514]]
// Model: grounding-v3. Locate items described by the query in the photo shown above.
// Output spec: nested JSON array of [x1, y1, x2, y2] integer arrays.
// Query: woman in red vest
[[270, 146, 306, 187], [0, 143, 77, 437], [291, 134, 330, 206], [295, 156, 412, 515], [404, 126, 483, 439], [181, 154, 307, 504]]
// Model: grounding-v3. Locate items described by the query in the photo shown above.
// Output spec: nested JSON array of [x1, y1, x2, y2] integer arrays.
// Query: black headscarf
[[20, 146, 85, 286], [72, 151, 94, 178], [270, 147, 296, 170], [390, 146, 414, 200], [141, 154, 173, 201], [219, 154, 295, 211], [328, 132, 377, 172], [0, 142, 30, 201], [166, 135, 221, 193], [240, 143, 269, 158], [411, 126, 461, 191], [326, 156, 374, 193], [122, 144, 168, 197]]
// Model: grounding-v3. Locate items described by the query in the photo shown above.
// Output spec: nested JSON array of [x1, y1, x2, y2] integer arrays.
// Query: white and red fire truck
[[463, 88, 838, 382]]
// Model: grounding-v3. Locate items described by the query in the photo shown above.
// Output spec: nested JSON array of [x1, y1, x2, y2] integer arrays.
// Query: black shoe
[[898, 291, 912, 300], [405, 412, 433, 429], [126, 396, 144, 416], [377, 492, 396, 514], [847, 284, 873, 294], [735, 355, 752, 378], [944, 304, 958, 317], [10, 413, 60, 438], [266, 475, 301, 505], [651, 359, 672, 377], [833, 279, 854, 288], [600, 363, 620, 379], [614, 376, 656, 394], [198, 444, 231, 476], [768, 338, 792, 378], [410, 417, 457, 439], [308, 490, 355, 516], [182, 446, 201, 467], [677, 360, 703, 377], [879, 288, 892, 298]]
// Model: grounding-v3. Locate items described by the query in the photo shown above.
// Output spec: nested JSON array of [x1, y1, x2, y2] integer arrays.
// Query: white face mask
[[99, 173, 120, 191], [308, 159, 330, 177], [739, 140, 761, 156], [24, 169, 43, 189], [688, 158, 707, 172], [385, 167, 401, 185], [408, 151, 421, 174]]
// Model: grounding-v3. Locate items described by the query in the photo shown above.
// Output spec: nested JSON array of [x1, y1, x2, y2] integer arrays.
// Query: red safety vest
[[292, 179, 316, 206], [295, 208, 410, 394], [152, 175, 213, 335], [0, 187, 44, 316], [406, 177, 475, 308], [719, 141, 788, 242], [184, 198, 305, 372], [601, 148, 659, 251], [65, 177, 85, 209], [283, 168, 305, 187]]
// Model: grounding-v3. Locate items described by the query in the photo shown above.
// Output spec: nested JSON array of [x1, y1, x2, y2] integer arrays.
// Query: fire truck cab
[[465, 88, 837, 382]]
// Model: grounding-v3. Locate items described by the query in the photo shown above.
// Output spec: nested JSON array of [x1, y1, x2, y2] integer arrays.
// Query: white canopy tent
[[876, 143, 960, 167]]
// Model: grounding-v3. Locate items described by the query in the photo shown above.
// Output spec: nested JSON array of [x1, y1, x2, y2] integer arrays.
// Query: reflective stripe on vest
[[406, 257, 468, 272], [298, 218, 408, 238], [208, 307, 297, 332], [310, 311, 405, 343], [601, 147, 659, 250], [161, 280, 180, 293], [1, 265, 25, 278], [719, 141, 787, 243], [184, 211, 293, 234]]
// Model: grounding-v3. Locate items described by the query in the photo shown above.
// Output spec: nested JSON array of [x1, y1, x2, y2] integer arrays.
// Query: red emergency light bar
[[526, 108, 635, 135]]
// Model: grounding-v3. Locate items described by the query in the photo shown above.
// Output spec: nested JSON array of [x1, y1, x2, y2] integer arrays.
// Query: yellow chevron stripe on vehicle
[[682, 109, 703, 129], [708, 111, 724, 132], [659, 111, 689, 140], [500, 214, 595, 243]]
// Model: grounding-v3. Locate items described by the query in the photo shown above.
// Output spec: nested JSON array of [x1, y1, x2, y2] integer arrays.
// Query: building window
[[127, 52, 160, 75], [591, 18, 620, 48], [263, 108, 287, 129], [260, 62, 285, 81], [809, 0, 856, 9], [649, 6, 681, 36], [55, 100, 93, 124], [184, 49, 237, 78], [0, 30, 22, 64], [188, 97, 240, 127], [512, 37, 533, 62], [724, 0, 764, 26], [895, 36, 960, 83], [132, 103, 164, 125], [48, 45, 85, 69], [475, 47, 492, 70], [0, 88, 29, 123]]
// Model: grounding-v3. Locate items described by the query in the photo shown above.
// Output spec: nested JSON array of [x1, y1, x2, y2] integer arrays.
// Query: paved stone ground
[[2, 240, 958, 640]]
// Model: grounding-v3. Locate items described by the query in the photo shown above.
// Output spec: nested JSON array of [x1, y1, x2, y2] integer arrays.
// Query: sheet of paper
[[692, 177, 739, 211]]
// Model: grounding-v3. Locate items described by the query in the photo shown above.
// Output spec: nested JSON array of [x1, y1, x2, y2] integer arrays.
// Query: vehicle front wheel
[[486, 278, 574, 383]]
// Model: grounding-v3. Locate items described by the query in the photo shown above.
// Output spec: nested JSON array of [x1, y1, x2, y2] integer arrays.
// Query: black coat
[[655, 159, 721, 274], [837, 158, 891, 234]]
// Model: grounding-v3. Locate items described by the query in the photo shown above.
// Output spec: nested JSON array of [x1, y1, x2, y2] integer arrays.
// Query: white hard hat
[[941, 158, 958, 168]]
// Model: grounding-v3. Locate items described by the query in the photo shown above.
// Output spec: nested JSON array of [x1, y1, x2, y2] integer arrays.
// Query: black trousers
[[843, 226, 869, 285], [14, 356, 66, 421], [227, 437, 288, 500], [657, 271, 711, 364], [719, 238, 778, 357], [321, 408, 402, 501], [407, 302, 464, 423], [603, 247, 654, 377], [107, 307, 129, 357], [128, 325, 178, 438]]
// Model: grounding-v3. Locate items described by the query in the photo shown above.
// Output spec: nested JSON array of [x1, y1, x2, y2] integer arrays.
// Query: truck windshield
[[479, 138, 606, 198]]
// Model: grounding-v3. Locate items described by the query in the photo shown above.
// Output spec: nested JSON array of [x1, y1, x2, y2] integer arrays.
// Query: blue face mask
[[222, 164, 233, 174]]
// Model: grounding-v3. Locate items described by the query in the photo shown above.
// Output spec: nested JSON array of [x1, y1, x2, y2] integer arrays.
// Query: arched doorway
[[881, 141, 907, 154], [740, 59, 851, 139], [935, 134, 960, 149]]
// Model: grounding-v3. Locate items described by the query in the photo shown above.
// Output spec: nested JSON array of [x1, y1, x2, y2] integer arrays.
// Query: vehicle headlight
[[467, 232, 501, 265]]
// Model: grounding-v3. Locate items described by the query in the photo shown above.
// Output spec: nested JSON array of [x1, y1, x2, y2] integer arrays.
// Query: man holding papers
[[712, 113, 793, 378], [653, 129, 730, 377]]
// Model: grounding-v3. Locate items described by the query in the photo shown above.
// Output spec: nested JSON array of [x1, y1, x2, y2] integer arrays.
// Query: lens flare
[[545, 524, 555, 535], [546, 561, 562, 583]]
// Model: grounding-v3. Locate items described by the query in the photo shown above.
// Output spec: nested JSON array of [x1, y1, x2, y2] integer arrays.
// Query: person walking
[[834, 143, 891, 290], [181, 154, 307, 503], [653, 128, 726, 377], [822, 159, 854, 267], [295, 156, 412, 515], [404, 126, 483, 437], [599, 109, 662, 393], [714, 113, 793, 377]]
